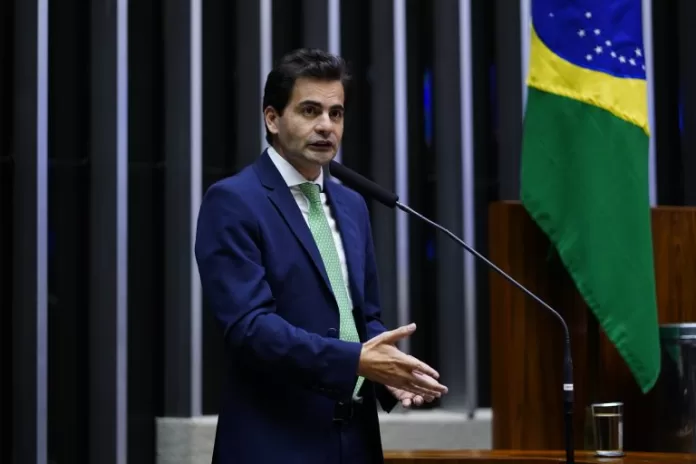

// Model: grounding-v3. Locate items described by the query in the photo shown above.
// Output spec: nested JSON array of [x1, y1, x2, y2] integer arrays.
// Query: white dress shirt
[[267, 146, 354, 309]]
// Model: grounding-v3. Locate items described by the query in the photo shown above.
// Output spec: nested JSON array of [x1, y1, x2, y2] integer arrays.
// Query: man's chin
[[303, 149, 336, 165]]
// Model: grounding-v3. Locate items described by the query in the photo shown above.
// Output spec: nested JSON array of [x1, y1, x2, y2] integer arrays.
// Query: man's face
[[265, 77, 345, 177]]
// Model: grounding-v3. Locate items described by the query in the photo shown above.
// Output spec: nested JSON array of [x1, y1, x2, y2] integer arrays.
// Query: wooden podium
[[384, 450, 696, 463], [488, 202, 696, 452]]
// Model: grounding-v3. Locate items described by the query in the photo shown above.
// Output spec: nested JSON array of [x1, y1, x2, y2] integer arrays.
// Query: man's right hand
[[357, 323, 448, 398]]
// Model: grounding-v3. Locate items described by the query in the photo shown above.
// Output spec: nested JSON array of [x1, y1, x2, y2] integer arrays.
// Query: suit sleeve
[[194, 182, 362, 402], [359, 196, 399, 413]]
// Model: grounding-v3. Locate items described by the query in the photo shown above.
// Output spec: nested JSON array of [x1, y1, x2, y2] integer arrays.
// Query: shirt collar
[[267, 145, 324, 191]]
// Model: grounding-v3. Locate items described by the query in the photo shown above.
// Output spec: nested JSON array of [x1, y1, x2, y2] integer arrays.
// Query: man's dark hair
[[262, 48, 351, 145]]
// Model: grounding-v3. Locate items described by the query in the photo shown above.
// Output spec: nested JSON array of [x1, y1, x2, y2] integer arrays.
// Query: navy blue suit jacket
[[194, 150, 398, 463]]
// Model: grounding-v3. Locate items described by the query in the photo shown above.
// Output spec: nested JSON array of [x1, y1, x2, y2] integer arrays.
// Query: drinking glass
[[590, 402, 624, 457]]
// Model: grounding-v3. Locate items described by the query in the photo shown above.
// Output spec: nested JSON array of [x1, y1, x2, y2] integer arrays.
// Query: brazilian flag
[[521, 0, 660, 392]]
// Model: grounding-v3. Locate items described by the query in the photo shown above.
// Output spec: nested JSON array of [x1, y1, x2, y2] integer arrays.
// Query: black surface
[[89, 1, 129, 462], [13, 0, 49, 461]]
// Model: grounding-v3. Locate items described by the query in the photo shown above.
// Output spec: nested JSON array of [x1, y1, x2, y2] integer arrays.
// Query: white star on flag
[[546, 8, 645, 78]]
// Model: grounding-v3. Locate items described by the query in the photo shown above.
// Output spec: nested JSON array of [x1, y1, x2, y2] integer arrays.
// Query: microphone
[[329, 160, 575, 464]]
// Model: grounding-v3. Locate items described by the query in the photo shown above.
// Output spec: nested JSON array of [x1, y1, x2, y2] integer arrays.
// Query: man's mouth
[[309, 141, 333, 149]]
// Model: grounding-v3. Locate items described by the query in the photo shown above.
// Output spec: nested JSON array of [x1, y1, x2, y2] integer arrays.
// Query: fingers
[[377, 323, 417, 344], [408, 388, 435, 404], [411, 371, 448, 395], [408, 380, 447, 399], [400, 394, 432, 408], [403, 394, 433, 407], [405, 383, 440, 399], [389, 387, 432, 408], [389, 374, 446, 399], [405, 355, 440, 380], [388, 351, 446, 397], [388, 384, 437, 407], [409, 356, 440, 384]]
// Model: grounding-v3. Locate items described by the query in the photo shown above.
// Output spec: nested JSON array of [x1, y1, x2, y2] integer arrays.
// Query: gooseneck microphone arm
[[396, 202, 574, 464], [328, 161, 574, 464]]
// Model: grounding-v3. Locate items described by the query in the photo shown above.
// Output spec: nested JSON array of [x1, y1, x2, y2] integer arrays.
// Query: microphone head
[[328, 161, 399, 208]]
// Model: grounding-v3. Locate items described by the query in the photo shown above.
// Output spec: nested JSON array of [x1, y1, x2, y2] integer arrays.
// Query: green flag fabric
[[521, 0, 660, 392]]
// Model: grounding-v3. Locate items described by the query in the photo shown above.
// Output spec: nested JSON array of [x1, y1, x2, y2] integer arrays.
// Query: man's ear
[[264, 107, 280, 137]]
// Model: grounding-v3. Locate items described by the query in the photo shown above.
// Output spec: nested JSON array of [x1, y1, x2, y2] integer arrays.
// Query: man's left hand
[[386, 385, 436, 408]]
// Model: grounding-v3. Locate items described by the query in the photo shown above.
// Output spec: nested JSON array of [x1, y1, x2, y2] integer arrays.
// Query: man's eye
[[302, 107, 316, 116]]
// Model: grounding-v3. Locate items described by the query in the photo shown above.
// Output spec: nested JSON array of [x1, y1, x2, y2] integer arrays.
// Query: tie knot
[[299, 182, 322, 205]]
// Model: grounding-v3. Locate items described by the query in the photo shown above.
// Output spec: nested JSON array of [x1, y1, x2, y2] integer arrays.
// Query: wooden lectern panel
[[596, 206, 696, 451], [488, 201, 696, 451], [384, 450, 696, 463], [488, 201, 594, 450]]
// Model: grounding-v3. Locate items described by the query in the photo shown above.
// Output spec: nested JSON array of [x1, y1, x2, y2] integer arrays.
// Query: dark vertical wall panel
[[369, 0, 398, 332], [340, 0, 372, 178], [405, 0, 436, 384], [494, 0, 522, 200], [203, 0, 236, 180], [0, 0, 13, 460], [303, 0, 328, 49], [89, 0, 129, 462], [433, 0, 467, 410], [47, 1, 90, 462], [12, 0, 49, 462], [201, 0, 235, 416], [472, 0, 496, 409], [236, 1, 264, 169], [678, 0, 696, 205], [653, 0, 682, 205], [163, 0, 202, 418], [272, 0, 303, 63], [128, 0, 164, 461]]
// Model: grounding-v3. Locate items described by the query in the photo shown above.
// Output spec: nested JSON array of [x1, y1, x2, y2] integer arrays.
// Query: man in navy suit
[[195, 48, 448, 464]]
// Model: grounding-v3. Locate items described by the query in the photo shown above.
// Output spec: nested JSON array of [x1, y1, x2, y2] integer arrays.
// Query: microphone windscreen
[[329, 161, 399, 208]]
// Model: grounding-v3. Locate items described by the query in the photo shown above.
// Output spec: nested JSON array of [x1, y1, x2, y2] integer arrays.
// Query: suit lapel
[[268, 189, 334, 294], [325, 181, 365, 306], [254, 151, 333, 296]]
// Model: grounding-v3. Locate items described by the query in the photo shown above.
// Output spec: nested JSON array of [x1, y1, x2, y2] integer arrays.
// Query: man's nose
[[314, 112, 332, 132]]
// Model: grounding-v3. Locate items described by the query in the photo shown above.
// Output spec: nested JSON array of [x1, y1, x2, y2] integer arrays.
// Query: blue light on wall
[[49, 229, 55, 257], [426, 237, 435, 261], [422, 68, 436, 262], [423, 68, 433, 148], [490, 64, 498, 129], [679, 90, 683, 132]]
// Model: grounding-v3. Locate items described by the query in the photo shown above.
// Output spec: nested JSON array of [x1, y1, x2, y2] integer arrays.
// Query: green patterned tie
[[298, 182, 364, 398]]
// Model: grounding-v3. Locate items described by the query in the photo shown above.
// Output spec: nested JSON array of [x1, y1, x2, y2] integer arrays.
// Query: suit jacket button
[[327, 328, 338, 338]]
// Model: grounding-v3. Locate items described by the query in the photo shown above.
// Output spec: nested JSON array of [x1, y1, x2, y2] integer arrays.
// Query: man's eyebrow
[[297, 100, 345, 111], [298, 100, 322, 107]]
